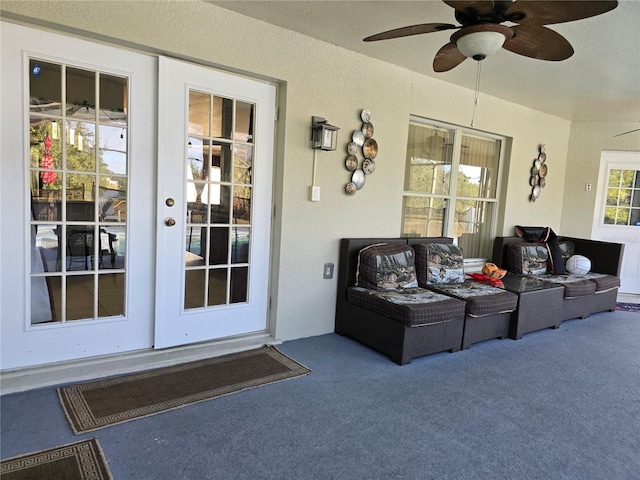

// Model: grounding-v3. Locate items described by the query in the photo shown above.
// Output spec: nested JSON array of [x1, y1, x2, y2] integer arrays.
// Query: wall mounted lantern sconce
[[311, 116, 340, 151]]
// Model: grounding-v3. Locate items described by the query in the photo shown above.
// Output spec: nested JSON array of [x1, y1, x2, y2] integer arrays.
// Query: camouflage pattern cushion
[[356, 243, 418, 290], [428, 281, 518, 317], [414, 243, 464, 285], [559, 241, 575, 263], [535, 274, 596, 298], [505, 243, 549, 275]]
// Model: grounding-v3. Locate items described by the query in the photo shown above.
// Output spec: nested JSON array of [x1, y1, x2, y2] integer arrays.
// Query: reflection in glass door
[[29, 59, 128, 324], [184, 91, 255, 309]]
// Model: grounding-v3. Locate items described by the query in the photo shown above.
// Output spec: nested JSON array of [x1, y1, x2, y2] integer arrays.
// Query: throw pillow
[[356, 243, 418, 290], [505, 243, 549, 275], [414, 243, 464, 285]]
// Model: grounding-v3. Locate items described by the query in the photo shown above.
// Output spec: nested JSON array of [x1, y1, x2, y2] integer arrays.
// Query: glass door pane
[[29, 59, 128, 324], [604, 169, 640, 225], [185, 90, 255, 309]]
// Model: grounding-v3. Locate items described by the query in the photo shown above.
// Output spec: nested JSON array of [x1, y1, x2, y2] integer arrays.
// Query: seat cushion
[[414, 243, 465, 286], [583, 273, 620, 293], [536, 274, 597, 298], [505, 242, 549, 275], [427, 281, 518, 317], [347, 286, 465, 327], [356, 243, 418, 290]]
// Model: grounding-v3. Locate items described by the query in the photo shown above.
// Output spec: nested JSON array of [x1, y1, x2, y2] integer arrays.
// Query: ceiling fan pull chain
[[471, 60, 482, 127]]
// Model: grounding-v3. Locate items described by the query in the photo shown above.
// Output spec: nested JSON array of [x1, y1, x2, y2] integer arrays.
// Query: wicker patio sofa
[[491, 235, 624, 321], [335, 238, 518, 364]]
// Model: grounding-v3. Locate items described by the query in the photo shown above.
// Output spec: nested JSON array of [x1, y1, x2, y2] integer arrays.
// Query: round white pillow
[[566, 255, 591, 275]]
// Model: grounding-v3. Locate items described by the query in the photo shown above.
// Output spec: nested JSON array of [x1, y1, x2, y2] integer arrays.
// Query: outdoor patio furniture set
[[335, 236, 623, 365]]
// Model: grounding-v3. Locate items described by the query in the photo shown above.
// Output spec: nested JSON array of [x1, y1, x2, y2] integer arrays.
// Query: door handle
[[165, 217, 176, 227]]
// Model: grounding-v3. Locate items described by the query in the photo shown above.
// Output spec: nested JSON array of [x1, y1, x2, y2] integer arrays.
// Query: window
[[604, 169, 640, 226], [402, 118, 503, 261]]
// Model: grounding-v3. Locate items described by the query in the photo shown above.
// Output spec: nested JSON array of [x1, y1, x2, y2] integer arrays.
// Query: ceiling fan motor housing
[[451, 24, 514, 60]]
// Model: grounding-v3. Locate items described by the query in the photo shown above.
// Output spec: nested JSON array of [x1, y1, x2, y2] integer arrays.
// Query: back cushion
[[505, 243, 549, 275], [559, 241, 575, 263], [356, 243, 418, 290], [414, 243, 464, 286]]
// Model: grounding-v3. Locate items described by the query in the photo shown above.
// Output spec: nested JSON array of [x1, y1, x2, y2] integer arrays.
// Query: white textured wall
[[561, 122, 640, 237], [2, 1, 577, 342]]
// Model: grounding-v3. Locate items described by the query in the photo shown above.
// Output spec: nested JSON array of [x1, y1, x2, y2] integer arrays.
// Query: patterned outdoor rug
[[0, 438, 111, 479], [59, 345, 310, 434], [616, 303, 640, 313]]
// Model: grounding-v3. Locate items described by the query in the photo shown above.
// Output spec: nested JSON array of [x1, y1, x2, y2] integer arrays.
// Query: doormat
[[616, 303, 640, 313], [58, 345, 310, 434], [0, 438, 112, 479]]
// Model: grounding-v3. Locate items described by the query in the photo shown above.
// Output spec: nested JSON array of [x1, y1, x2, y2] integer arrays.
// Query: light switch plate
[[323, 262, 334, 279]]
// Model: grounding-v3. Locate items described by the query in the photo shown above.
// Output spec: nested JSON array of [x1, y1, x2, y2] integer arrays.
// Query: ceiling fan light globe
[[456, 31, 506, 59]]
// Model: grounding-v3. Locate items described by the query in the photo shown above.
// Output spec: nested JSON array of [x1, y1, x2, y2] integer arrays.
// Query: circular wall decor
[[529, 144, 548, 202], [344, 109, 379, 195]]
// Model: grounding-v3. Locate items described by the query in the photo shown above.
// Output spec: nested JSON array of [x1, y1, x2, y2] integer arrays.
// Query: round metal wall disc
[[352, 169, 366, 189], [345, 155, 358, 171], [363, 158, 376, 175], [352, 130, 365, 147], [363, 138, 378, 159], [531, 185, 541, 199], [539, 164, 548, 177], [345, 182, 357, 196]]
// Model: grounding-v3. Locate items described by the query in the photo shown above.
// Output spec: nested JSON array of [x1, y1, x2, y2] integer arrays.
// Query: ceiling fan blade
[[364, 23, 458, 42], [506, 1, 618, 26], [503, 25, 574, 61], [433, 42, 467, 72], [443, 1, 495, 14]]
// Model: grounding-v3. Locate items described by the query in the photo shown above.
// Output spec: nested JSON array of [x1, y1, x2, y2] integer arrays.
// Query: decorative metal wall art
[[345, 109, 378, 195], [529, 144, 547, 202]]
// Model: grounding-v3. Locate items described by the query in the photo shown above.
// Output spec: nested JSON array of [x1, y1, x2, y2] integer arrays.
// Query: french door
[[1, 23, 275, 370], [154, 57, 275, 348]]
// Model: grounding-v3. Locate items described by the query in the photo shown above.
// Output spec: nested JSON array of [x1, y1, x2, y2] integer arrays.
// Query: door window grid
[[28, 58, 128, 325], [184, 90, 255, 309], [604, 169, 640, 226], [401, 118, 503, 260]]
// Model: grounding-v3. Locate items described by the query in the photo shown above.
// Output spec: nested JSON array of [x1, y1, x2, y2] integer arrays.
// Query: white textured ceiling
[[209, 0, 640, 123]]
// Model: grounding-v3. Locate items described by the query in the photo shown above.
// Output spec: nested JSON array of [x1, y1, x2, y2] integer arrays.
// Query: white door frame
[[591, 150, 640, 295]]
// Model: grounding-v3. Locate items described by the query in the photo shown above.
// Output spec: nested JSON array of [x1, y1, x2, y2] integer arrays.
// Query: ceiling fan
[[363, 1, 618, 72]]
